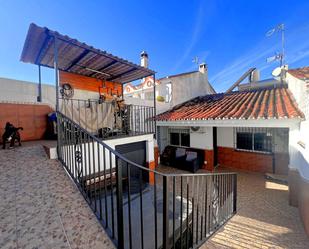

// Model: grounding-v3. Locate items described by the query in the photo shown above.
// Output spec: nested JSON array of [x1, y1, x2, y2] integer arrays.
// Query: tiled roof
[[156, 85, 304, 121], [288, 67, 309, 80]]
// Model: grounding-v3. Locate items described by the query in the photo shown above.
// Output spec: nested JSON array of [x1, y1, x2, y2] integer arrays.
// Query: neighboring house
[[124, 52, 216, 114], [284, 66, 309, 236], [156, 65, 309, 236], [156, 67, 307, 176]]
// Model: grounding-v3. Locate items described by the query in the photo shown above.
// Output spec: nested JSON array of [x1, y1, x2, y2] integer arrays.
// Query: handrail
[[60, 97, 154, 108], [57, 111, 236, 178], [57, 111, 237, 249], [57, 111, 166, 175], [59, 98, 155, 140]]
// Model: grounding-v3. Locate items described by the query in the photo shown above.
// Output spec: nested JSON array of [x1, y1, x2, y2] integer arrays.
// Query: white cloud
[[171, 1, 215, 72]]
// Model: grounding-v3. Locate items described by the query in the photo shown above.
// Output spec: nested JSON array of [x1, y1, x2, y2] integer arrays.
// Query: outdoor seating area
[[160, 146, 204, 173]]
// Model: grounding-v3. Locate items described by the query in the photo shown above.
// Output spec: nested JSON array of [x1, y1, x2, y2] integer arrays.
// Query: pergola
[[20, 23, 156, 113]]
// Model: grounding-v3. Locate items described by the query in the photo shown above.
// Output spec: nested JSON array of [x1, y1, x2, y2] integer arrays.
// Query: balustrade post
[[116, 157, 124, 249]]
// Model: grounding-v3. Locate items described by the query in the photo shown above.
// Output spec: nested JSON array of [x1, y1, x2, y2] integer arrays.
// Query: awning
[[20, 23, 155, 84]]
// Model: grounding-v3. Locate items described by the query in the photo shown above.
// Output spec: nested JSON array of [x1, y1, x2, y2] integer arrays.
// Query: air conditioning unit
[[191, 126, 200, 132]]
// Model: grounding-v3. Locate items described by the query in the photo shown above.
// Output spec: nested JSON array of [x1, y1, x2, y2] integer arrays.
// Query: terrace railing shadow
[[57, 111, 237, 249]]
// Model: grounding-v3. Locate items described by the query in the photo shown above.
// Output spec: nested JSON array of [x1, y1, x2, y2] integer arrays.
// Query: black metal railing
[[57, 111, 237, 249], [59, 98, 155, 140]]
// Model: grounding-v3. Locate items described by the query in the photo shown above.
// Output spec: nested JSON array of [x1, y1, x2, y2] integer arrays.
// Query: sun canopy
[[21, 23, 155, 84]]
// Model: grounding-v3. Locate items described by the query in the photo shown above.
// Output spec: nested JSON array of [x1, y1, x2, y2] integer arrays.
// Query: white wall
[[285, 72, 309, 179], [61, 134, 154, 177], [125, 71, 215, 113], [158, 126, 168, 153], [217, 127, 234, 148], [158, 126, 214, 151], [0, 77, 103, 108], [190, 127, 213, 150], [286, 73, 309, 119], [161, 72, 215, 107], [289, 121, 309, 178], [0, 77, 56, 107], [124, 96, 170, 114]]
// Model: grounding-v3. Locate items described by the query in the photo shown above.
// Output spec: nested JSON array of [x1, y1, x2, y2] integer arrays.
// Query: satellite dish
[[272, 67, 282, 77]]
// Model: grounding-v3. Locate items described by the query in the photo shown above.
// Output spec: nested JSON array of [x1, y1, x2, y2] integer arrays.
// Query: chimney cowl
[[199, 63, 207, 74], [140, 51, 149, 68], [141, 51, 148, 58]]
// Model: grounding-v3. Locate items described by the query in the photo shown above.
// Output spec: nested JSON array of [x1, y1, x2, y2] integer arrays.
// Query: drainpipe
[[153, 74, 157, 139]]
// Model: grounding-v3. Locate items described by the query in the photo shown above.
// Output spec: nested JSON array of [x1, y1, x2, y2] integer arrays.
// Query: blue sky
[[0, 0, 309, 92]]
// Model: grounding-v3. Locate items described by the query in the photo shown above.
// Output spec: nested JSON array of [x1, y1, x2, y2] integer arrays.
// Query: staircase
[[57, 111, 237, 249]]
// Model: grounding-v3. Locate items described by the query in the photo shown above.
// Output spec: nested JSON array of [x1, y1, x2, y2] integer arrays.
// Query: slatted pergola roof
[[21, 23, 155, 84]]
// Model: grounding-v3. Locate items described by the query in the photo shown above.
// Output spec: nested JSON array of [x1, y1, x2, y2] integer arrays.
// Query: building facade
[[124, 53, 216, 114]]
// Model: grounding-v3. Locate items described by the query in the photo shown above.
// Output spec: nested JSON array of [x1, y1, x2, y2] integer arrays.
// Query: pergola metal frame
[[20, 23, 157, 139]]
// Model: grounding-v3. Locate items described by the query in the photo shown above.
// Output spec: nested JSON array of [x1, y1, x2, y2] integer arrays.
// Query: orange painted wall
[[217, 146, 273, 173], [147, 161, 156, 185], [0, 103, 53, 142], [59, 71, 123, 98], [203, 150, 214, 171], [154, 146, 159, 167]]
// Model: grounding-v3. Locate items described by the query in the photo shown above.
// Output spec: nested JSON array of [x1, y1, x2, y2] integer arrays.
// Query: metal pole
[[281, 24, 285, 66], [163, 176, 169, 249], [38, 65, 42, 102], [116, 157, 124, 249], [233, 174, 237, 214], [54, 36, 60, 155], [54, 37, 59, 112], [153, 74, 157, 139], [122, 84, 124, 100]]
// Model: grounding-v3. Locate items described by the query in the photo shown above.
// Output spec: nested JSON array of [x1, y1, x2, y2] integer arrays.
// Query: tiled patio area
[[0, 145, 114, 249], [1, 146, 309, 249], [157, 165, 309, 249]]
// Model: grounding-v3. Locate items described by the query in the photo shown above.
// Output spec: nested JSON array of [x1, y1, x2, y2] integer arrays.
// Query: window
[[169, 128, 190, 147], [235, 128, 273, 153], [181, 133, 190, 147], [236, 132, 253, 150], [170, 132, 180, 146], [254, 133, 272, 152]]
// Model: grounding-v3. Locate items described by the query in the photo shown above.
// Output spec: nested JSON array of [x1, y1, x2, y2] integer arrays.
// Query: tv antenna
[[192, 56, 199, 65], [266, 23, 285, 66]]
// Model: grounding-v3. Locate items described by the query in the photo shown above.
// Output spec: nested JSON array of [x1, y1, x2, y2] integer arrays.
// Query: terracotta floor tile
[[0, 145, 114, 249], [157, 164, 309, 249]]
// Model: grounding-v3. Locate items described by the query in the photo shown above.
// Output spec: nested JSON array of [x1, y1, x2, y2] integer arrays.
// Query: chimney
[[249, 69, 260, 83], [199, 63, 207, 74], [140, 51, 148, 68]]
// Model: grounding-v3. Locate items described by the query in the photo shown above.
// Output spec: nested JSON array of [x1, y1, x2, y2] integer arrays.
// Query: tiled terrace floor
[[1, 145, 309, 249], [0, 145, 114, 249], [157, 165, 309, 249]]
